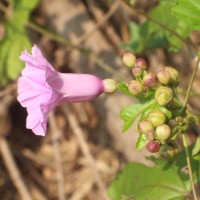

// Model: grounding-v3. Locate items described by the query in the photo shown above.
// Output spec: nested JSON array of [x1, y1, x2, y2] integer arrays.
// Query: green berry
[[159, 141, 179, 158], [122, 52, 136, 68], [165, 67, 180, 85], [155, 86, 173, 106], [138, 120, 154, 134], [128, 80, 143, 95], [145, 130, 156, 141], [157, 68, 171, 85], [103, 79, 117, 93], [156, 124, 171, 143], [147, 110, 166, 127], [132, 66, 143, 78]]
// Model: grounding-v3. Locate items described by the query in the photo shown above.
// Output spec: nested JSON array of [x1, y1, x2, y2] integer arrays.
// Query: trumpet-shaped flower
[[17, 45, 117, 136]]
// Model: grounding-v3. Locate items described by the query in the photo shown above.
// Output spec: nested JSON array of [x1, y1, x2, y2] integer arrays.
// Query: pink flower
[[17, 45, 117, 136]]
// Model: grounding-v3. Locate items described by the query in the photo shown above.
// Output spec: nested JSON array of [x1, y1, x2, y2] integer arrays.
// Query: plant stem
[[181, 56, 200, 113], [182, 133, 198, 200], [27, 22, 78, 48], [26, 22, 124, 81]]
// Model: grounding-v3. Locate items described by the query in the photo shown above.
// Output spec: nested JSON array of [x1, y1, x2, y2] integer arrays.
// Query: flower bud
[[143, 72, 157, 88], [122, 52, 136, 68], [103, 79, 117, 93], [165, 67, 179, 85], [128, 80, 143, 95], [132, 66, 143, 78], [138, 120, 154, 134], [156, 68, 171, 85], [159, 141, 179, 158], [145, 130, 156, 141], [156, 124, 171, 143], [147, 110, 166, 127], [155, 86, 173, 106], [136, 58, 147, 69], [146, 141, 160, 153]]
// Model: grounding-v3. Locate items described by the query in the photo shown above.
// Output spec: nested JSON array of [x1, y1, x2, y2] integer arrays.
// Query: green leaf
[[123, 0, 191, 53], [136, 134, 147, 150], [120, 99, 156, 132], [171, 0, 200, 30], [139, 102, 172, 122], [6, 34, 31, 80], [0, 0, 39, 84], [192, 136, 200, 160], [108, 149, 200, 200]]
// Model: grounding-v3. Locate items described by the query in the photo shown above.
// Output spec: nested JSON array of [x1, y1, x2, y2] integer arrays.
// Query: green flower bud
[[122, 52, 136, 68], [156, 124, 171, 143], [155, 86, 173, 106], [132, 66, 143, 78], [145, 130, 156, 141], [159, 141, 179, 158], [156, 68, 171, 85], [146, 141, 160, 153], [103, 79, 117, 93], [165, 67, 180, 85], [147, 110, 166, 127], [138, 120, 154, 134], [143, 72, 157, 88], [128, 80, 143, 95], [136, 58, 147, 69]]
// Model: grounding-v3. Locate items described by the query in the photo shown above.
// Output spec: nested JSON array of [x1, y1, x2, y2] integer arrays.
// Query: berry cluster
[[122, 52, 181, 157]]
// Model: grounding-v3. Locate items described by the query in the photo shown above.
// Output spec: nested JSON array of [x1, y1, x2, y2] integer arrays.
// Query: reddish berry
[[146, 141, 160, 153], [143, 72, 157, 88], [136, 58, 147, 69]]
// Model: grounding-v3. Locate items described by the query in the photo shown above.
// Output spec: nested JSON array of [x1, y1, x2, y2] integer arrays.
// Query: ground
[[0, 0, 199, 200]]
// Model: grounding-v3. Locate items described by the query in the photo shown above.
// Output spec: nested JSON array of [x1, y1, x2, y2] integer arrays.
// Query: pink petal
[[47, 73, 104, 103], [17, 45, 106, 136]]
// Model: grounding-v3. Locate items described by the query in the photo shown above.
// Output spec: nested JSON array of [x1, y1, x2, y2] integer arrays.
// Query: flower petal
[[47, 73, 104, 103], [17, 77, 51, 107]]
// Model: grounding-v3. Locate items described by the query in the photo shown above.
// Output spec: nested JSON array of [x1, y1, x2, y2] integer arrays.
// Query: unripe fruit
[[146, 141, 160, 153], [122, 52, 136, 68], [156, 124, 171, 143], [138, 120, 154, 134], [147, 110, 166, 127], [145, 130, 156, 141], [157, 68, 171, 85], [136, 58, 147, 69], [132, 66, 143, 78], [103, 79, 117, 93], [128, 80, 143, 95], [159, 141, 179, 158], [165, 67, 180, 85], [155, 86, 173, 106], [143, 72, 157, 88]]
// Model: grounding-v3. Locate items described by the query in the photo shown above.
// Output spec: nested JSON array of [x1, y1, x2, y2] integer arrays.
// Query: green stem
[[181, 56, 200, 113], [182, 133, 198, 200], [178, 87, 200, 98]]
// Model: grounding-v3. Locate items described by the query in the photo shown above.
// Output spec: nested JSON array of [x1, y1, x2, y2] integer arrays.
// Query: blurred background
[[0, 0, 199, 199]]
